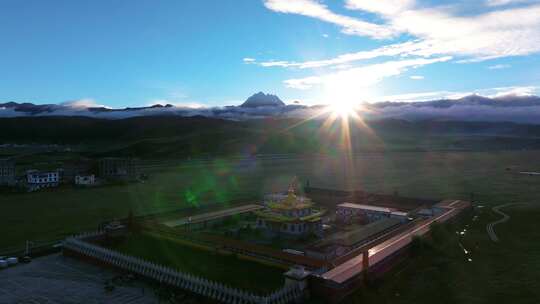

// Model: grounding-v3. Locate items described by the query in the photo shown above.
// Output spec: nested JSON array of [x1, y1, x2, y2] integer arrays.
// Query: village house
[[61, 159, 93, 183], [75, 174, 96, 186], [26, 169, 61, 191]]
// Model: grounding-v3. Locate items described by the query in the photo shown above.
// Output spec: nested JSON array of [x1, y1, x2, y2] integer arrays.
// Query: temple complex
[[255, 179, 325, 237]]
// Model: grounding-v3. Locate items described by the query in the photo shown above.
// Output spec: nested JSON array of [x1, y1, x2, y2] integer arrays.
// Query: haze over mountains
[[2, 92, 540, 156], [2, 92, 540, 124]]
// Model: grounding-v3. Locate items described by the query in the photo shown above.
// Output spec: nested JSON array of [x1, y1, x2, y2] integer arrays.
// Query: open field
[[2, 150, 540, 251], [110, 232, 285, 294], [3, 117, 540, 158], [2, 150, 540, 302], [345, 204, 540, 304]]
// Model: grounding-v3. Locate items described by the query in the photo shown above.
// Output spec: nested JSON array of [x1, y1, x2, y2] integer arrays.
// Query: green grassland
[[3, 117, 540, 158], [2, 150, 540, 250], [1, 150, 540, 302], [111, 232, 285, 294], [0, 164, 260, 250], [346, 204, 540, 304]]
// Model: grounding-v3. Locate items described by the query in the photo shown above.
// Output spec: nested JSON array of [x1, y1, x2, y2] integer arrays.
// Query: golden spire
[[285, 176, 298, 206]]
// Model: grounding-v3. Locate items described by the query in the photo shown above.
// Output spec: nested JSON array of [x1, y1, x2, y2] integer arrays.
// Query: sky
[[1, 0, 540, 108]]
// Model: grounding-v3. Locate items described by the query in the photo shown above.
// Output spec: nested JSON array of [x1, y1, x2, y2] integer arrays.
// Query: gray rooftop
[[327, 218, 403, 247]]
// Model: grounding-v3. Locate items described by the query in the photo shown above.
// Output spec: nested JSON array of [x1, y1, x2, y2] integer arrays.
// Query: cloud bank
[[2, 90, 540, 124]]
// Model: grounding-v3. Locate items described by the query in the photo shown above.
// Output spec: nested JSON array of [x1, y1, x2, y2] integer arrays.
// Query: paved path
[[486, 203, 526, 242]]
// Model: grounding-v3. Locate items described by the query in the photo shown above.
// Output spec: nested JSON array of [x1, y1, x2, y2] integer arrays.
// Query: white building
[[336, 202, 409, 223], [26, 170, 60, 191], [75, 174, 95, 185]]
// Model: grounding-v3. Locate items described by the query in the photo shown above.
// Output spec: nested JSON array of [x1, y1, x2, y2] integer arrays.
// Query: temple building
[[255, 179, 325, 237]]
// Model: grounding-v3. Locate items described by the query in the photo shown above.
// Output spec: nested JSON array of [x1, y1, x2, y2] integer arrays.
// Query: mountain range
[[2, 92, 540, 124]]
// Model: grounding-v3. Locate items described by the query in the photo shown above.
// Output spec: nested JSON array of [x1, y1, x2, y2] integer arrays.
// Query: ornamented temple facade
[[255, 179, 325, 237]]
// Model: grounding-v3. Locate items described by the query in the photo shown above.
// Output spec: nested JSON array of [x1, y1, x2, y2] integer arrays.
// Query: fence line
[[63, 232, 303, 304]]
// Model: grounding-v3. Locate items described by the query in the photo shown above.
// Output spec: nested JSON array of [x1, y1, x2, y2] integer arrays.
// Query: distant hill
[[240, 92, 285, 108], [374, 94, 540, 108], [2, 116, 540, 158], [0, 101, 178, 116], [87, 104, 174, 113]]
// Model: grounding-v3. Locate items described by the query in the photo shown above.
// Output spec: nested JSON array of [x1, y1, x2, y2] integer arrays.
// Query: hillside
[[2, 116, 540, 158]]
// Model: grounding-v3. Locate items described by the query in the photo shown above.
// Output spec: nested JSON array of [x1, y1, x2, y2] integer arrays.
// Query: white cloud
[[489, 85, 538, 97], [410, 75, 424, 80], [149, 99, 206, 109], [367, 102, 540, 124], [485, 0, 540, 6], [345, 0, 415, 16], [61, 98, 106, 108], [284, 76, 323, 90], [376, 90, 462, 102], [284, 56, 451, 90], [376, 85, 539, 102], [259, 60, 292, 67], [258, 41, 424, 69], [352, 2, 540, 61], [322, 34, 329, 38], [243, 57, 256, 63], [263, 0, 396, 39], [488, 64, 511, 69], [261, 0, 540, 66]]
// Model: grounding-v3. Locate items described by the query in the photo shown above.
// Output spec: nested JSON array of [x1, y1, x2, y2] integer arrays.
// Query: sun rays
[[279, 98, 386, 190]]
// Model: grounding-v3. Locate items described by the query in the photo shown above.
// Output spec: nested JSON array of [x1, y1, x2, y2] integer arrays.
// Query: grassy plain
[[2, 151, 540, 250], [111, 232, 285, 294], [1, 150, 540, 302], [346, 204, 540, 304]]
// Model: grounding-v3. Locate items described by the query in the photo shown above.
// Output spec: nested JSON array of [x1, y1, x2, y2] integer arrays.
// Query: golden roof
[[284, 185, 298, 206], [269, 186, 313, 210], [264, 177, 315, 210]]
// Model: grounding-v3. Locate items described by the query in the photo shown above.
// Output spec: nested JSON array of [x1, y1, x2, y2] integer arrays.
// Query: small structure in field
[[98, 157, 138, 181], [284, 265, 311, 291], [26, 169, 61, 191], [61, 158, 93, 184], [255, 179, 325, 237], [104, 220, 128, 240], [75, 174, 96, 186]]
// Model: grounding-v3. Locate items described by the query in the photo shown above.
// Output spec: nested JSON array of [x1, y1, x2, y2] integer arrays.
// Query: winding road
[[486, 203, 526, 242]]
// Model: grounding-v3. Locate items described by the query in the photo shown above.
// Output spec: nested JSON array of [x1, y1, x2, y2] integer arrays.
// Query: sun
[[330, 101, 356, 117], [322, 75, 372, 119], [328, 99, 359, 118]]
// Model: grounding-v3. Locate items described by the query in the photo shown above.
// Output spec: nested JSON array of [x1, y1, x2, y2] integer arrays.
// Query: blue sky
[[1, 0, 539, 108]]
